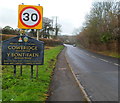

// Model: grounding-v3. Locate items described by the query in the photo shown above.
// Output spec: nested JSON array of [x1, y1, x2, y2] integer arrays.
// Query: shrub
[[1, 34, 62, 47]]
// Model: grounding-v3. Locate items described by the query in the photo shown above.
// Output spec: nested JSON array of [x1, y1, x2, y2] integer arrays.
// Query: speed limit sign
[[18, 5, 43, 29]]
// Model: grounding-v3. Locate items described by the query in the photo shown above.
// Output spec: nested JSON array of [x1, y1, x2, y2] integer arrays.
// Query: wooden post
[[31, 65, 33, 78], [14, 65, 16, 77], [20, 65, 22, 76], [36, 65, 38, 79]]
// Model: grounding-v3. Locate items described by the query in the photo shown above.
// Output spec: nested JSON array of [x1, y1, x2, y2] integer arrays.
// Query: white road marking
[[99, 58, 109, 63], [114, 63, 119, 66], [91, 56, 96, 58], [58, 68, 67, 70], [85, 53, 120, 66], [86, 54, 90, 56], [65, 53, 91, 102]]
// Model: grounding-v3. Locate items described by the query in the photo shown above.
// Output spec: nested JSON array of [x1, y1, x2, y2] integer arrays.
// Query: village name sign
[[2, 35, 44, 65]]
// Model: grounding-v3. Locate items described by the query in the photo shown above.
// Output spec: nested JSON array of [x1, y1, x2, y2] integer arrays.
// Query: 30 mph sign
[[18, 5, 43, 29]]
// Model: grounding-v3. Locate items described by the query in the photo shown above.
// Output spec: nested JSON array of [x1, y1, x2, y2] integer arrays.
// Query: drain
[[58, 68, 67, 70]]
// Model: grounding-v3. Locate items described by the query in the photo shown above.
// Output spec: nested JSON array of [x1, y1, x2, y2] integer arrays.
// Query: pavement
[[47, 47, 85, 101]]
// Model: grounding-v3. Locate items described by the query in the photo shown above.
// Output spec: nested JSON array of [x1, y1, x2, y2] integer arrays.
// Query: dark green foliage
[[100, 33, 112, 43], [2, 26, 19, 35]]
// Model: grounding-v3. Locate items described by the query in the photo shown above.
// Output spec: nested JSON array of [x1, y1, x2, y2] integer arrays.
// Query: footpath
[[47, 48, 85, 101]]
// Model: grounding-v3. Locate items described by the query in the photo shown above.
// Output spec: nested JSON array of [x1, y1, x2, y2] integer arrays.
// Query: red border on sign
[[20, 6, 41, 27]]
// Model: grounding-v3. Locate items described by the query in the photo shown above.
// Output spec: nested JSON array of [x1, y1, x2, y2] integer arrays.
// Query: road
[[65, 44, 119, 101]]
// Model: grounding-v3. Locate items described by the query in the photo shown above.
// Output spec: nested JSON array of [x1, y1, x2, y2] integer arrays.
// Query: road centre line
[[84, 53, 120, 66], [98, 58, 120, 66], [114, 63, 119, 66], [91, 56, 97, 58], [99, 58, 109, 62]]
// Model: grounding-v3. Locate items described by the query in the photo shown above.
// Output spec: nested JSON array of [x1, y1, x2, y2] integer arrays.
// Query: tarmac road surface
[[65, 44, 119, 101]]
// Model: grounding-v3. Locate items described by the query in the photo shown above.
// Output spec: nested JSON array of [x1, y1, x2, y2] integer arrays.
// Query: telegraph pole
[[51, 17, 54, 35], [55, 16, 58, 38]]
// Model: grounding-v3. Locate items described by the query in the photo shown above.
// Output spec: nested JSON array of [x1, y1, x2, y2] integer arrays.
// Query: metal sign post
[[20, 29, 23, 76], [36, 29, 39, 79]]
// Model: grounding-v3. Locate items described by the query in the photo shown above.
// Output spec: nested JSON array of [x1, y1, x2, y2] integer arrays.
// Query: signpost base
[[20, 65, 22, 76], [14, 65, 16, 77], [36, 65, 38, 79], [31, 65, 33, 79]]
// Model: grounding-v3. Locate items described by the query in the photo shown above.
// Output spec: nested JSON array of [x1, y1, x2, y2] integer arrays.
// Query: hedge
[[0, 34, 62, 46]]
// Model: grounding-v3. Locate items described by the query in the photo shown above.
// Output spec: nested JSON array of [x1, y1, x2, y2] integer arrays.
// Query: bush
[[39, 38, 62, 46], [1, 34, 17, 41]]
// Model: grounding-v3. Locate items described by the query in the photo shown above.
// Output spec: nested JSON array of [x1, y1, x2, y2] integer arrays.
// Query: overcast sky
[[0, 0, 116, 35]]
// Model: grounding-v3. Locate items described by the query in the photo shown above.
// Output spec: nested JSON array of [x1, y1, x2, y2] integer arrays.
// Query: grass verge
[[77, 44, 120, 58], [2, 45, 64, 101], [96, 51, 120, 58]]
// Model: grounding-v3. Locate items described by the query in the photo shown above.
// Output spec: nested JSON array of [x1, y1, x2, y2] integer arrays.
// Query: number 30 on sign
[[18, 5, 43, 29]]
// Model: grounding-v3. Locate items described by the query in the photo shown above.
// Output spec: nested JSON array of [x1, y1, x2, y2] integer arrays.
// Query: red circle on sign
[[20, 6, 41, 27]]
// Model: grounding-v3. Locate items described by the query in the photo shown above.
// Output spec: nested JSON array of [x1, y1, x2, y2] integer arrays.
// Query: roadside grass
[[2, 45, 64, 101], [97, 51, 120, 58], [77, 44, 120, 58]]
